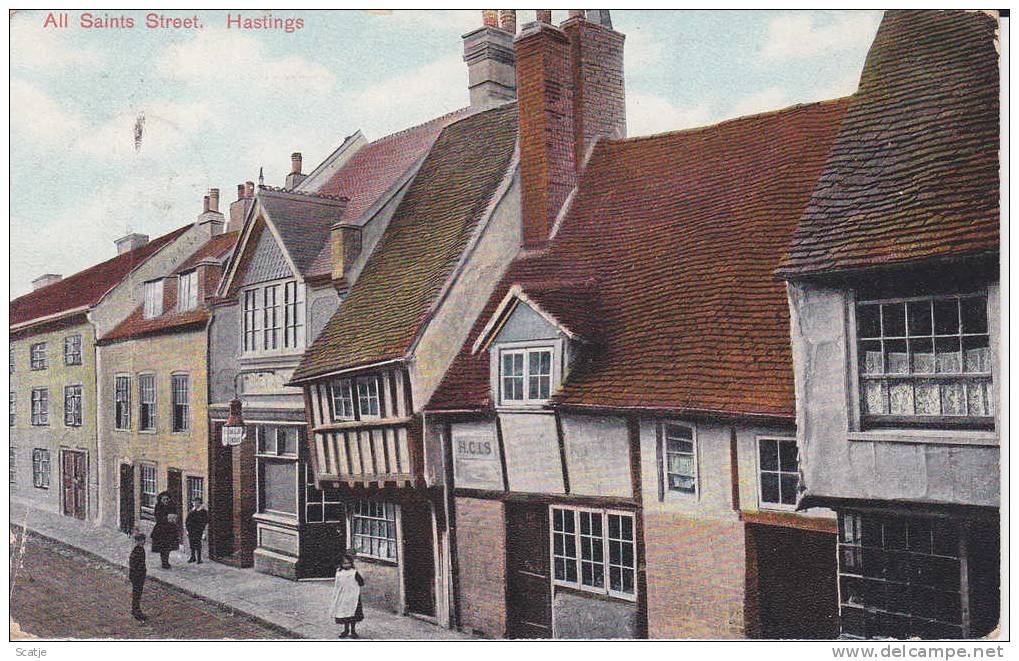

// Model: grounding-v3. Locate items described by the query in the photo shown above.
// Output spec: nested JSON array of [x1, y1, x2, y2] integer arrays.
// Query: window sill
[[139, 429, 157, 435], [552, 582, 637, 604], [253, 511, 300, 528], [352, 553, 398, 567], [847, 429, 998, 447], [495, 404, 553, 414]]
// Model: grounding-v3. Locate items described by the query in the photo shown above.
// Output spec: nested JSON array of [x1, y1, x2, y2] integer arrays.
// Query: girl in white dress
[[331, 552, 365, 638]]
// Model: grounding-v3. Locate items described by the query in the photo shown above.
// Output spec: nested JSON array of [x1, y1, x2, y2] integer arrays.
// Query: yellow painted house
[[95, 230, 238, 533]]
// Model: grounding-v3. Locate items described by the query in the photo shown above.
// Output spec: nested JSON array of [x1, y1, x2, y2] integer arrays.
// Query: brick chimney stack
[[515, 14, 576, 247], [285, 152, 308, 189], [560, 10, 626, 166], [462, 10, 517, 108], [228, 181, 255, 234], [31, 273, 63, 290], [514, 10, 626, 248], [196, 188, 225, 237], [115, 233, 149, 255]]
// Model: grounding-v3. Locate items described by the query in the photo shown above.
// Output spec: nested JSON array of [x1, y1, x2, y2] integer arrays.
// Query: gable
[[493, 300, 563, 344], [242, 223, 293, 286]]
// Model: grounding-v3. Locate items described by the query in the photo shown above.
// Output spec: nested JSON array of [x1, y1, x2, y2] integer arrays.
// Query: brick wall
[[644, 511, 748, 638], [455, 497, 506, 637], [562, 17, 626, 166], [515, 21, 576, 247]]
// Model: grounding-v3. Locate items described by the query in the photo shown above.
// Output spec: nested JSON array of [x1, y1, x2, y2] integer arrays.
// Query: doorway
[[750, 523, 839, 639], [211, 436, 234, 558], [119, 464, 135, 533], [167, 468, 183, 536], [61, 450, 87, 520], [402, 500, 436, 617], [505, 502, 552, 638]]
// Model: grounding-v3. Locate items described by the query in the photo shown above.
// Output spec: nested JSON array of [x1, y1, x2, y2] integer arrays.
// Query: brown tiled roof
[[10, 224, 192, 327], [99, 232, 239, 344], [306, 108, 475, 278], [428, 99, 849, 417], [778, 10, 999, 278], [255, 189, 348, 278], [292, 104, 519, 382]]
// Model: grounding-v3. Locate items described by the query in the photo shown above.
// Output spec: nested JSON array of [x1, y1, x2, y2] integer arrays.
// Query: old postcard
[[7, 7, 1007, 652]]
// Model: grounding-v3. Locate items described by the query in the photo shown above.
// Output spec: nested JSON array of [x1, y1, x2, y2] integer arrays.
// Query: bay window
[[552, 507, 636, 599], [356, 377, 381, 419], [330, 378, 355, 420], [856, 293, 993, 429], [243, 280, 304, 353]]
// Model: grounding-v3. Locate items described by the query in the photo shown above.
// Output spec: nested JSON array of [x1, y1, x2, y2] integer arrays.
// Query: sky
[[9, 9, 883, 298]]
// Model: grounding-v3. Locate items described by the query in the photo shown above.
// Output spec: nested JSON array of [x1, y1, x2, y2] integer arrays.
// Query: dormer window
[[143, 280, 163, 319], [499, 345, 553, 406], [178, 270, 198, 311]]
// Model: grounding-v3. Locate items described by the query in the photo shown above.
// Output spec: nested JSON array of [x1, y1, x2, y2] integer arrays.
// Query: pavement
[[10, 501, 471, 640]]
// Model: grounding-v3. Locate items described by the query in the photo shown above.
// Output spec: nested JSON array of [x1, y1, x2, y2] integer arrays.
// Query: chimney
[[462, 10, 517, 109], [194, 257, 225, 306], [196, 188, 225, 237], [115, 233, 150, 255], [228, 182, 255, 233], [31, 273, 62, 290], [285, 152, 307, 189], [330, 221, 362, 286], [560, 10, 626, 166], [536, 10, 552, 23], [515, 14, 577, 247]]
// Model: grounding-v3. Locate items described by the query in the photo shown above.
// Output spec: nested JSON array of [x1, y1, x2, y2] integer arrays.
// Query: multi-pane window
[[140, 464, 157, 512], [838, 511, 964, 639], [856, 294, 992, 427], [186, 476, 204, 512], [350, 500, 397, 561], [258, 457, 297, 515], [31, 449, 50, 489], [284, 281, 304, 348], [139, 374, 156, 431], [552, 507, 636, 599], [758, 437, 798, 508], [10, 447, 16, 483], [64, 385, 82, 427], [305, 465, 344, 523], [243, 281, 304, 352], [263, 284, 281, 349], [9, 391, 15, 427], [63, 335, 82, 366], [256, 425, 300, 457], [30, 343, 47, 370], [30, 388, 48, 426], [171, 374, 189, 432], [115, 376, 131, 430], [178, 270, 198, 311], [330, 379, 355, 420], [500, 346, 552, 405], [662, 423, 697, 495], [144, 279, 164, 319], [356, 378, 381, 419]]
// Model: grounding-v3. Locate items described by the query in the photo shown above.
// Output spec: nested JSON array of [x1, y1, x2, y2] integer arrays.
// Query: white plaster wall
[[449, 419, 503, 491], [787, 281, 1000, 508], [559, 413, 630, 497], [499, 411, 564, 493]]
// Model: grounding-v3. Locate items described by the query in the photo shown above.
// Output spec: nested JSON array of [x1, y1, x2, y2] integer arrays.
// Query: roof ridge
[[257, 185, 350, 204], [612, 96, 852, 146], [366, 105, 474, 145]]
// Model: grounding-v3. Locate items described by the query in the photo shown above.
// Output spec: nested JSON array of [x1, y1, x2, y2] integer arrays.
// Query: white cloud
[[10, 79, 87, 146], [627, 93, 714, 137], [9, 13, 106, 71], [759, 12, 881, 61], [157, 27, 335, 94], [344, 54, 468, 138], [730, 87, 790, 118]]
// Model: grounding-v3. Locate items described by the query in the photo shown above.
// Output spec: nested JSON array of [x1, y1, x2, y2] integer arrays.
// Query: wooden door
[[61, 451, 87, 520], [119, 464, 135, 533], [505, 502, 552, 638], [167, 468, 183, 535], [402, 500, 436, 617]]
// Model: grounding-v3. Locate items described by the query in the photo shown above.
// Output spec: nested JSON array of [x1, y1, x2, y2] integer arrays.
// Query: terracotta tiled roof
[[428, 99, 849, 417], [306, 108, 476, 278], [10, 224, 192, 327], [99, 231, 239, 344], [292, 104, 518, 382], [778, 10, 999, 278]]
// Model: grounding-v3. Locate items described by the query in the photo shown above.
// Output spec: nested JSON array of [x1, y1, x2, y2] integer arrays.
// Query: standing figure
[[151, 491, 180, 569], [331, 552, 365, 638], [129, 532, 148, 621], [185, 498, 209, 564]]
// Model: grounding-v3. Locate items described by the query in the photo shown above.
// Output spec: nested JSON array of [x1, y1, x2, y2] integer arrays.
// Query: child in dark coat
[[129, 533, 148, 621]]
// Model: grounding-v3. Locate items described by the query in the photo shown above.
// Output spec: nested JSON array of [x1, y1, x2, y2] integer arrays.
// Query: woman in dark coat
[[151, 491, 180, 569]]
